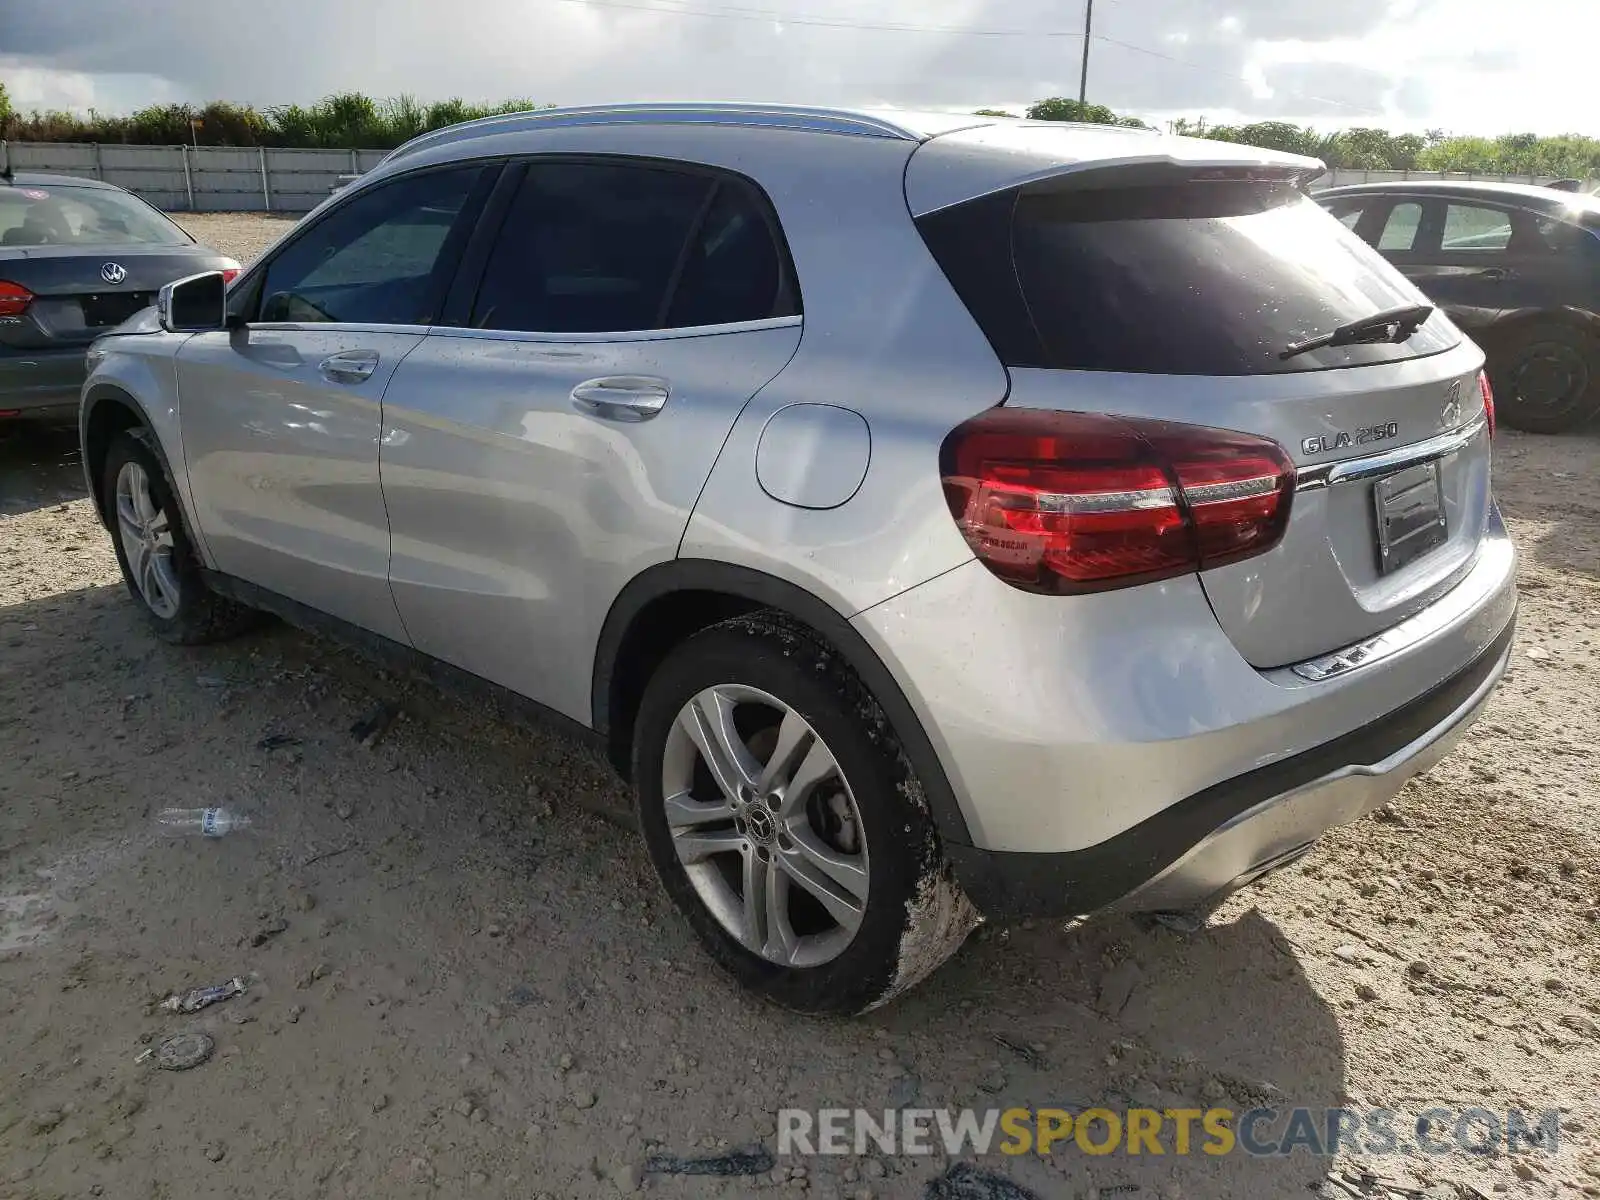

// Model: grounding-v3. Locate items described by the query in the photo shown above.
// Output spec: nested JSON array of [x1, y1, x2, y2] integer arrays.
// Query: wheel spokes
[[663, 683, 870, 967], [775, 738, 840, 819], [757, 708, 814, 794], [130, 466, 159, 525], [679, 687, 760, 804], [672, 826, 746, 864], [741, 850, 770, 952], [144, 550, 180, 616], [115, 489, 144, 539], [761, 860, 800, 964], [663, 789, 735, 829], [777, 831, 867, 932]]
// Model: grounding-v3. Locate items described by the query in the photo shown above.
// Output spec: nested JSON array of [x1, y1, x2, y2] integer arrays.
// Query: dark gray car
[[0, 172, 238, 423], [1318, 180, 1600, 433]]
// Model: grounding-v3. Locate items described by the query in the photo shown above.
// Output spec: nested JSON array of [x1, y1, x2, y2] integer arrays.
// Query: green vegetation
[[987, 104, 1600, 178], [0, 93, 547, 150], [1, 85, 1596, 177]]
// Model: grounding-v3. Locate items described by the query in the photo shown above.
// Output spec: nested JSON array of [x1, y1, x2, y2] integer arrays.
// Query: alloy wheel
[[114, 460, 180, 620], [661, 684, 869, 968]]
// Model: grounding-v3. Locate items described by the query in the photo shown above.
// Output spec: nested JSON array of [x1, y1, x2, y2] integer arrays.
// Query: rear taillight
[[940, 409, 1295, 594], [1478, 370, 1495, 437], [0, 281, 33, 318], [221, 268, 241, 285]]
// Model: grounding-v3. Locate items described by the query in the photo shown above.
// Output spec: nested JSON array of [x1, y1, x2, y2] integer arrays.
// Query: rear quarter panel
[[677, 132, 1009, 615]]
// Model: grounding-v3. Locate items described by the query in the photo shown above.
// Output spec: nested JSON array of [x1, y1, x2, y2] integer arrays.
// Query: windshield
[[0, 183, 191, 248]]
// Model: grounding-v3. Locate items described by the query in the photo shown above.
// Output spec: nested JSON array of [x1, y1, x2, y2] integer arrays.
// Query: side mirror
[[158, 271, 227, 333]]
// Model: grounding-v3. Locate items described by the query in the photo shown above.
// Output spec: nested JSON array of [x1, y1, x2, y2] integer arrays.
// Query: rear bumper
[[945, 613, 1513, 919], [850, 503, 1518, 919], [0, 346, 88, 418]]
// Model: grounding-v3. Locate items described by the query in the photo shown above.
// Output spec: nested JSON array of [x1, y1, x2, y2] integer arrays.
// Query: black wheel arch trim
[[592, 558, 977, 849], [1483, 305, 1600, 345], [81, 384, 184, 531]]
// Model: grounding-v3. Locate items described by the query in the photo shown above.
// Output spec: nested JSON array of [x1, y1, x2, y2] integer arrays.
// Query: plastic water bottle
[[157, 807, 255, 837]]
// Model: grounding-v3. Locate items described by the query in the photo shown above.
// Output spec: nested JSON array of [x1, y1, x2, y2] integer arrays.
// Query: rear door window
[[1377, 202, 1424, 251], [923, 179, 1458, 376], [1439, 203, 1516, 252], [470, 162, 796, 334]]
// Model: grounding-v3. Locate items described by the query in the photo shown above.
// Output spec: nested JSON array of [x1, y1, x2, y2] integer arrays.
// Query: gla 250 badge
[[1302, 422, 1400, 456]]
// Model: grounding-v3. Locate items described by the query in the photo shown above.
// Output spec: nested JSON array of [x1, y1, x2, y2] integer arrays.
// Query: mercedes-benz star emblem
[[100, 262, 127, 285], [1441, 380, 1463, 430]]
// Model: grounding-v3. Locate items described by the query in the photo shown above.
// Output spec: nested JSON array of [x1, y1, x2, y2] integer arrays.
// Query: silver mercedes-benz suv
[[80, 104, 1516, 1014]]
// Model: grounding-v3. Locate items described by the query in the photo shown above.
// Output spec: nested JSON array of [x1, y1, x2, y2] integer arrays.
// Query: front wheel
[[632, 613, 978, 1015], [1490, 324, 1600, 434], [103, 429, 261, 645]]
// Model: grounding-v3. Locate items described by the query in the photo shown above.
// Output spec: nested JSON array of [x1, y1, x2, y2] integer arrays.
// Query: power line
[[549, 0, 1387, 117], [552, 0, 1086, 37], [1090, 33, 1384, 116]]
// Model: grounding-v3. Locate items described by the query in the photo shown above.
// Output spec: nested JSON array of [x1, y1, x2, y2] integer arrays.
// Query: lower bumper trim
[[948, 611, 1516, 920]]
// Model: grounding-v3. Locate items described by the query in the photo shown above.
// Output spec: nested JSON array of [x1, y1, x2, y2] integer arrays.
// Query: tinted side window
[[1440, 204, 1514, 252], [665, 181, 798, 328], [472, 164, 711, 334], [259, 167, 482, 324], [1377, 202, 1423, 251]]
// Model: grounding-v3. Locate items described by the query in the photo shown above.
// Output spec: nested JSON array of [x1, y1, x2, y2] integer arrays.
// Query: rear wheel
[[1489, 324, 1600, 434], [103, 429, 260, 645], [632, 613, 978, 1015]]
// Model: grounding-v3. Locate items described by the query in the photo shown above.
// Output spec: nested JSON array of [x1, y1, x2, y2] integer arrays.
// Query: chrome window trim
[[424, 314, 803, 344], [241, 322, 434, 336], [1296, 415, 1488, 493]]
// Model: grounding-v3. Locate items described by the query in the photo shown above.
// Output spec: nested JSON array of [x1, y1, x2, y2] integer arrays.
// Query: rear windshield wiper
[[1280, 303, 1434, 361]]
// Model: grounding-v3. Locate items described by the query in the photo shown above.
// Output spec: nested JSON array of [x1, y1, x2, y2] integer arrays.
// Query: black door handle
[[1480, 267, 1514, 282]]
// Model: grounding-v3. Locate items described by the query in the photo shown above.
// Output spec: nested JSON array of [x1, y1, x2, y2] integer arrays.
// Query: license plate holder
[[1373, 461, 1447, 574], [81, 292, 152, 328]]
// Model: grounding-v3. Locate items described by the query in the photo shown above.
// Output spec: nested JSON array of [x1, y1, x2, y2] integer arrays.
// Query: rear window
[[918, 180, 1460, 376], [0, 183, 190, 248]]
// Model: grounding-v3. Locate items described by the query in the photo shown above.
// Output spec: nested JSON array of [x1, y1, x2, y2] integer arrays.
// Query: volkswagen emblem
[[100, 262, 127, 285], [1440, 380, 1463, 430]]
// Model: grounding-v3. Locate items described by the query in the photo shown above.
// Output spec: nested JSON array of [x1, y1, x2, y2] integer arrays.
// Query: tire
[[102, 428, 261, 645], [632, 612, 979, 1015], [1489, 324, 1600, 434]]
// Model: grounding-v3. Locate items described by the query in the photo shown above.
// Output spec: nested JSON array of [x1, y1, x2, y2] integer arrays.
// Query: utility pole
[[1078, 0, 1094, 109]]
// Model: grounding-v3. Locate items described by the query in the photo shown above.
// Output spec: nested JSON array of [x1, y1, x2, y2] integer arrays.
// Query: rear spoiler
[[905, 122, 1326, 216]]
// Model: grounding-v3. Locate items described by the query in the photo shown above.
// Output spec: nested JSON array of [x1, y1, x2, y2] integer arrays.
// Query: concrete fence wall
[[1, 140, 1586, 213], [1319, 167, 1572, 188], [2, 142, 391, 212]]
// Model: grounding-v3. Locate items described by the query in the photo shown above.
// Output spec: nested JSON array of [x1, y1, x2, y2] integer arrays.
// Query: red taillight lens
[[940, 409, 1295, 594], [221, 268, 241, 285], [1478, 370, 1495, 437], [0, 281, 34, 318]]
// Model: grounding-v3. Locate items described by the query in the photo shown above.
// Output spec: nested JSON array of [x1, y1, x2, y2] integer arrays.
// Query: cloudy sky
[[1, 0, 1593, 134]]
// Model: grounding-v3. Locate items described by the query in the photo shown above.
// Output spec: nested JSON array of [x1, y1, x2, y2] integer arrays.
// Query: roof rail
[[381, 103, 924, 165]]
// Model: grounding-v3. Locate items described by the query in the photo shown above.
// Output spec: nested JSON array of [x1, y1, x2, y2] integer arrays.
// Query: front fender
[[80, 332, 213, 568]]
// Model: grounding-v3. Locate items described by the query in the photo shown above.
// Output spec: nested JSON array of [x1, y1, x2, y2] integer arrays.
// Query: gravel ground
[[0, 214, 1597, 1200]]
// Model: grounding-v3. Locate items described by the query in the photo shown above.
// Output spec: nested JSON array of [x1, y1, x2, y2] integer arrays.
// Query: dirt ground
[[1, 213, 1597, 1200]]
